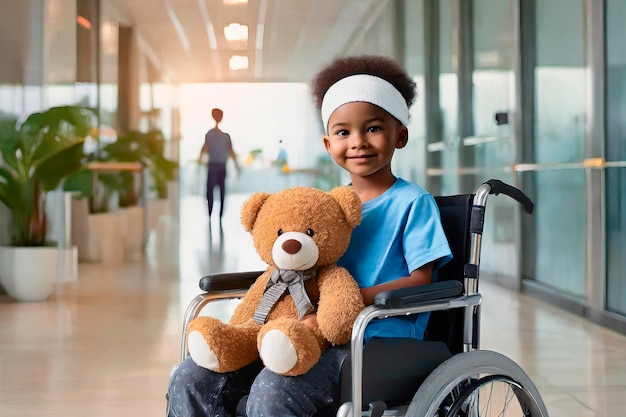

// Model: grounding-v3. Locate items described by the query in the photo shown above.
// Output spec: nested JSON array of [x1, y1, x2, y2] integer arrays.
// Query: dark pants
[[167, 346, 347, 417], [207, 162, 227, 217]]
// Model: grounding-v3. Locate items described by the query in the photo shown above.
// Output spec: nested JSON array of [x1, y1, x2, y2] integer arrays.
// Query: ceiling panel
[[110, 0, 386, 84]]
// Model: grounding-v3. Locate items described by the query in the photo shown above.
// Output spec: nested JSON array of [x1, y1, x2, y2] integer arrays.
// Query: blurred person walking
[[199, 108, 240, 221]]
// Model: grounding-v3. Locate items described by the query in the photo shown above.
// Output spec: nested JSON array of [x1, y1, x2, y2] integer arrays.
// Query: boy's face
[[323, 101, 408, 179]]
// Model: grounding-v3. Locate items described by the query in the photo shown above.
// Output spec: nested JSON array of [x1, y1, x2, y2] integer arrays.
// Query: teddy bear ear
[[329, 186, 362, 229], [241, 192, 271, 232]]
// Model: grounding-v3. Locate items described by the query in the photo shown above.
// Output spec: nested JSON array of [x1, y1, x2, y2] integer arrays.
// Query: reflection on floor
[[1, 193, 625, 417]]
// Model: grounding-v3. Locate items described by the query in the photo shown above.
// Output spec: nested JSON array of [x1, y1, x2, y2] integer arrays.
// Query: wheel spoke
[[485, 379, 494, 416], [408, 350, 549, 417], [500, 383, 514, 417]]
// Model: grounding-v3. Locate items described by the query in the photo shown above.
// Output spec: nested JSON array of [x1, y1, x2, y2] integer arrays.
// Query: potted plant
[[140, 130, 179, 229], [144, 130, 179, 197], [105, 130, 178, 255], [0, 106, 94, 301], [71, 129, 178, 263], [95, 137, 144, 262]]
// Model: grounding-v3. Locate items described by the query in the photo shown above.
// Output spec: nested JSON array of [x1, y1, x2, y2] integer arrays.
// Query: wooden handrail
[[87, 162, 143, 172]]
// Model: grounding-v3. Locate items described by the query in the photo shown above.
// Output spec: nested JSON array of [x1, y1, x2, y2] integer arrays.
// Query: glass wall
[[398, 0, 427, 187], [76, 0, 99, 109], [409, 0, 626, 328], [605, 0, 626, 315], [0, 0, 168, 241], [0, 0, 45, 115], [43, 0, 78, 107], [470, 0, 515, 171], [99, 2, 120, 139], [419, 0, 619, 309], [522, 0, 587, 298], [437, 0, 459, 196], [468, 0, 518, 284]]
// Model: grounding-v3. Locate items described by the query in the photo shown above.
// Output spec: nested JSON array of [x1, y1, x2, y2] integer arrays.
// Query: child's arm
[[359, 262, 433, 306]]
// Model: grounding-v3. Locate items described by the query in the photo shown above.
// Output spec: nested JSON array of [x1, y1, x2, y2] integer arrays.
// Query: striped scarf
[[253, 268, 317, 324]]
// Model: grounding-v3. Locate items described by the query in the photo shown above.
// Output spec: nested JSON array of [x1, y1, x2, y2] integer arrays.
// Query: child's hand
[[301, 314, 318, 329]]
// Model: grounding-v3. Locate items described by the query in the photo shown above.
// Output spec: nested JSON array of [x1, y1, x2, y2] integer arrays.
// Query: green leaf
[[0, 166, 19, 211], [62, 168, 93, 198], [0, 117, 20, 170], [1, 105, 95, 246], [0, 166, 31, 244], [152, 154, 178, 180], [30, 107, 93, 165], [34, 140, 86, 191], [100, 139, 144, 162]]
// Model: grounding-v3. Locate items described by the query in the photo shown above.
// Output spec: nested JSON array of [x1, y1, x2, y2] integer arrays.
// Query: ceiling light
[[223, 0, 248, 4], [76, 15, 92, 30], [224, 23, 248, 42], [229, 55, 249, 70]]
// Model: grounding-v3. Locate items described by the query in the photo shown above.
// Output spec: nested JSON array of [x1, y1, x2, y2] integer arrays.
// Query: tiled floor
[[1, 193, 625, 417]]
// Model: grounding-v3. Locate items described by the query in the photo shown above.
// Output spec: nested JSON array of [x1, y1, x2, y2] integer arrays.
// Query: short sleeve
[[403, 194, 452, 274]]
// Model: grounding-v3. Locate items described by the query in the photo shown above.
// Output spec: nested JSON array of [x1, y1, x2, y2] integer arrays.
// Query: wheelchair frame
[[174, 179, 548, 417]]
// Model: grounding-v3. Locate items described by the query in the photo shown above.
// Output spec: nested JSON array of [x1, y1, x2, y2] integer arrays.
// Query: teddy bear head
[[241, 186, 361, 270]]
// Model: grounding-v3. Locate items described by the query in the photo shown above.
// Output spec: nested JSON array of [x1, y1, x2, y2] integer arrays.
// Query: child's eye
[[336, 129, 349, 137], [367, 126, 381, 133]]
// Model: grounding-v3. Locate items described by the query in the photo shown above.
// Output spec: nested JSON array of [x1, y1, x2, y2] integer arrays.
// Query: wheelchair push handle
[[484, 179, 534, 214]]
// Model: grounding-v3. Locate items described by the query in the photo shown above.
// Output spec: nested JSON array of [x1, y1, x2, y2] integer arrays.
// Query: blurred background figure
[[199, 108, 240, 222], [273, 139, 289, 173]]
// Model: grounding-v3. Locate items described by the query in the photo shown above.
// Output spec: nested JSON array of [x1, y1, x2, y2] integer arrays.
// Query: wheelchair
[[172, 179, 549, 417]]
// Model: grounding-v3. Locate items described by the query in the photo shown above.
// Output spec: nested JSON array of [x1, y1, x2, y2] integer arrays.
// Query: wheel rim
[[407, 351, 549, 417], [444, 375, 533, 417]]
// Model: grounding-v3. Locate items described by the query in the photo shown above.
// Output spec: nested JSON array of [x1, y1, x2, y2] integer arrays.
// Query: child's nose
[[349, 132, 368, 148]]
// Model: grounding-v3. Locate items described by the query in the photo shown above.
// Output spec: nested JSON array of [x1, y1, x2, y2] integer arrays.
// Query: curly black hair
[[311, 55, 416, 110]]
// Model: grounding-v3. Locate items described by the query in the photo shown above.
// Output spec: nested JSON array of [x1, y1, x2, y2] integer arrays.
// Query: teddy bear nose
[[282, 239, 302, 255]]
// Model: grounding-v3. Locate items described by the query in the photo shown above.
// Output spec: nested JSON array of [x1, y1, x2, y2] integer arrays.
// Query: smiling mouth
[[348, 154, 375, 160]]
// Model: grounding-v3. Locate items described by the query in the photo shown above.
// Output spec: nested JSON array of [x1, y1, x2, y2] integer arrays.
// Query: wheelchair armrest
[[199, 270, 265, 292], [374, 280, 464, 309]]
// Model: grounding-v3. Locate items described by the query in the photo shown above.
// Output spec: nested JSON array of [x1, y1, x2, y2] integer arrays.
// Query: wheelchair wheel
[[406, 350, 549, 417]]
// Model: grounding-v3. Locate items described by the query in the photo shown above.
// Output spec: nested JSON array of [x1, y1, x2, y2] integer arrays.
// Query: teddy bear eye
[[277, 229, 283, 236], [306, 228, 314, 237]]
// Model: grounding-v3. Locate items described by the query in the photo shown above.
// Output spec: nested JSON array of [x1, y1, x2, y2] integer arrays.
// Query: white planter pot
[[96, 212, 124, 264], [71, 198, 97, 262], [0, 246, 57, 302], [148, 198, 169, 230], [120, 206, 144, 261], [71, 199, 124, 264]]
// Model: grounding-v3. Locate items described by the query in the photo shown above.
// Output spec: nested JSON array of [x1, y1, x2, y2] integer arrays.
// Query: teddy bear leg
[[187, 317, 260, 372], [258, 318, 323, 376]]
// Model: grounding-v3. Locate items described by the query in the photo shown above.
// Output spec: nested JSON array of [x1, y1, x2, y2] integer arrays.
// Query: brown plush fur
[[186, 186, 365, 376]]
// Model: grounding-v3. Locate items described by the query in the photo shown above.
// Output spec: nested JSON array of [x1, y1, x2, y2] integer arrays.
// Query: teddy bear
[[186, 186, 365, 376]]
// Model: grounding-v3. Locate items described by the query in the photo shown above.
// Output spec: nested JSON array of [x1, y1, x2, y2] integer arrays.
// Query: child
[[167, 55, 451, 417], [312, 55, 452, 342]]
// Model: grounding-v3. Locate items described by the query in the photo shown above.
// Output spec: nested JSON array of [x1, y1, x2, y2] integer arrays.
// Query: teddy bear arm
[[316, 267, 366, 345]]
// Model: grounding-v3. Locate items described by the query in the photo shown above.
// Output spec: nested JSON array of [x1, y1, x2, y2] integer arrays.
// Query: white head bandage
[[321, 74, 409, 134]]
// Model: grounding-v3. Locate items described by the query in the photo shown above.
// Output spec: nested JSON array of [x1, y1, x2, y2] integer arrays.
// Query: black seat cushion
[[338, 338, 453, 408]]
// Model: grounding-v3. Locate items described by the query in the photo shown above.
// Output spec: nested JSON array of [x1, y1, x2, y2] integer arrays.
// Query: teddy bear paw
[[187, 330, 219, 371], [259, 329, 298, 375]]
